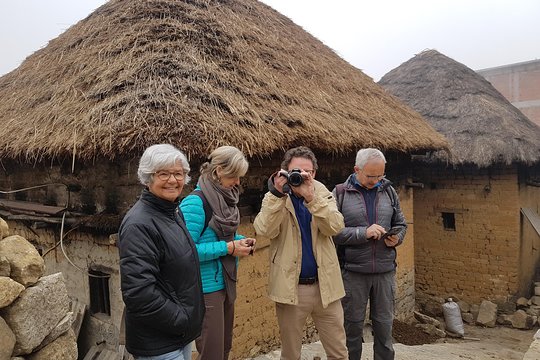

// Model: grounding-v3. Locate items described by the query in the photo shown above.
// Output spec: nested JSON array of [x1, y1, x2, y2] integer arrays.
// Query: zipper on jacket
[[359, 190, 377, 273], [372, 191, 381, 273]]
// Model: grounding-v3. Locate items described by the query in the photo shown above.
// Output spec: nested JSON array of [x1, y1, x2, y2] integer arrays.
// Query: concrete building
[[478, 59, 540, 127]]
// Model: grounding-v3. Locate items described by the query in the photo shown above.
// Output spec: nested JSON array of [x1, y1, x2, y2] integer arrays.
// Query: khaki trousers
[[275, 283, 348, 360]]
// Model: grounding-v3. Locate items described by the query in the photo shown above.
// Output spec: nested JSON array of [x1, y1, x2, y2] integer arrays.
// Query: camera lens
[[288, 170, 303, 187]]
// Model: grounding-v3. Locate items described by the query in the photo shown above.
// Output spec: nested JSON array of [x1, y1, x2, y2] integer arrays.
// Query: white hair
[[137, 144, 191, 185], [355, 148, 386, 169]]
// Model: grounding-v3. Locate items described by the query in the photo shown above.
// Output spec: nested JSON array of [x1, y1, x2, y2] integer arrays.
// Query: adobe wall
[[414, 166, 521, 304], [394, 186, 415, 321], [518, 165, 540, 297]]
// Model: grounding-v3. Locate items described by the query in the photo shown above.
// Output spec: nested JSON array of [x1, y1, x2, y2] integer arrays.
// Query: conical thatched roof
[[0, 0, 446, 163], [379, 49, 540, 167]]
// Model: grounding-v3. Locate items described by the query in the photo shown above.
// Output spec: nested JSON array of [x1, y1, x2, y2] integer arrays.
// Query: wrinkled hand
[[366, 224, 386, 240], [384, 234, 399, 247], [290, 170, 315, 203]]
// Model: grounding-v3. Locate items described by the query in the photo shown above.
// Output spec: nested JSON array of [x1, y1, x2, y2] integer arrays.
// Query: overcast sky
[[1, 0, 539, 80]]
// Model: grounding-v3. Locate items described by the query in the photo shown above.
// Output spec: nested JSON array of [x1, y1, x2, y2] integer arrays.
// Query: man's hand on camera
[[291, 170, 315, 203], [272, 170, 289, 194]]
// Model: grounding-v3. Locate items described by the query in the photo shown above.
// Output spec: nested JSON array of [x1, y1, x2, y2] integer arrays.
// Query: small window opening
[[442, 212, 455, 231], [89, 270, 111, 316]]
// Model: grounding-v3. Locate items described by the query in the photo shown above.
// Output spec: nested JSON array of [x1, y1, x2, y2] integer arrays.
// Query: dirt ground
[[249, 323, 538, 360], [392, 321, 536, 352], [392, 319, 440, 345], [392, 321, 536, 360], [437, 323, 537, 359]]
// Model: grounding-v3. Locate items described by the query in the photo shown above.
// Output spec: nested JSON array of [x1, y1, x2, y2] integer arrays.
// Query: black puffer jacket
[[118, 189, 204, 357], [333, 176, 407, 274]]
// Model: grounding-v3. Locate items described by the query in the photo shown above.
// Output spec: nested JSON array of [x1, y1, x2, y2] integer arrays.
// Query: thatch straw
[[379, 49, 540, 167], [0, 0, 446, 163]]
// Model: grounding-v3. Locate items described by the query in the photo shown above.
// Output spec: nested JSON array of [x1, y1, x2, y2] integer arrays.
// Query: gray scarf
[[198, 175, 240, 301]]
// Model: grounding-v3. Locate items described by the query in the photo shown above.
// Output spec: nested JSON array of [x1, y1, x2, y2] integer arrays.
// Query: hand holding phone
[[244, 238, 256, 255], [380, 227, 401, 242]]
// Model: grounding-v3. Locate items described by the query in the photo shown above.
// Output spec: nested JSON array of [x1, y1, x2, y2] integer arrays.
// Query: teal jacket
[[180, 188, 243, 294]]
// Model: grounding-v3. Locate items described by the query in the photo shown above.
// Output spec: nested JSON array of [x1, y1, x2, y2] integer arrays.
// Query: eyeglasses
[[360, 170, 385, 180], [153, 171, 185, 181]]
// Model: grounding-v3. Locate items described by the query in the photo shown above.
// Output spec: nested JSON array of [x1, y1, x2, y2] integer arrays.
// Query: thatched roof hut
[[379, 49, 540, 168], [0, 0, 446, 163]]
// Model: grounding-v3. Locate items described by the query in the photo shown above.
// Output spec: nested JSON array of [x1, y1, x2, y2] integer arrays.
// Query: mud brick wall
[[414, 165, 522, 304], [394, 186, 415, 321], [231, 221, 279, 358], [518, 165, 540, 297]]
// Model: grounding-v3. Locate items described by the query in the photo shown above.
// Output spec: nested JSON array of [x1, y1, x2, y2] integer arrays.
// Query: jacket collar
[[345, 174, 392, 192], [140, 188, 180, 213]]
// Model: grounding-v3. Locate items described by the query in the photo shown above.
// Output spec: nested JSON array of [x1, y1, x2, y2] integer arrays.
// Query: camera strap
[[267, 172, 287, 198]]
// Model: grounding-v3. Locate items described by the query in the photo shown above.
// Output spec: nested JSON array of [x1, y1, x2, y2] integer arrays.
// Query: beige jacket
[[254, 180, 345, 308]]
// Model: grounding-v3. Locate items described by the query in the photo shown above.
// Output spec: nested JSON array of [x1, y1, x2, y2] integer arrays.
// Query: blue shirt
[[352, 175, 379, 225], [290, 193, 318, 278]]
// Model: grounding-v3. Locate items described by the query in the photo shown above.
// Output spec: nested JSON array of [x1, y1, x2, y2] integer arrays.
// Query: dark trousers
[[195, 290, 234, 360], [341, 270, 395, 360]]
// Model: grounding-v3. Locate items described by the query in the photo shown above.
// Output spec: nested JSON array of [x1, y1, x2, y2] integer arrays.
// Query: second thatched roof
[[379, 49, 540, 167], [0, 0, 446, 163]]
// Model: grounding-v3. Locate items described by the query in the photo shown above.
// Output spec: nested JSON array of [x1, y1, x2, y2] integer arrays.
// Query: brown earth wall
[[414, 166, 521, 304], [518, 164, 540, 296]]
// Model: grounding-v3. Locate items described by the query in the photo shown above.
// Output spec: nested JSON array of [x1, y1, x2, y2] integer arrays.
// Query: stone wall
[[0, 218, 77, 359], [5, 220, 122, 358]]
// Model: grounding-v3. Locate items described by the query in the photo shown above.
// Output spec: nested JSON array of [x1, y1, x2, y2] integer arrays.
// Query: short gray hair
[[355, 148, 386, 169], [137, 144, 191, 185]]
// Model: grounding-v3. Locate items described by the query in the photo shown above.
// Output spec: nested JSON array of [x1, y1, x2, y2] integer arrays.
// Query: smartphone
[[245, 238, 255, 255], [380, 227, 401, 241]]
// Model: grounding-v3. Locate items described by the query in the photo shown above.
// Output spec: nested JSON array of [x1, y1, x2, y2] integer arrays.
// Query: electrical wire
[[0, 183, 70, 208], [0, 183, 68, 194], [59, 212, 109, 279]]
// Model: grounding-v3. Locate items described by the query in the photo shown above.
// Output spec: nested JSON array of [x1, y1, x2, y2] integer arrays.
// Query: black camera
[[280, 168, 304, 187]]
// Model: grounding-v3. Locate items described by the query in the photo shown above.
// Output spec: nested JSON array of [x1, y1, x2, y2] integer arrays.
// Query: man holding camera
[[254, 146, 348, 360], [333, 148, 407, 360]]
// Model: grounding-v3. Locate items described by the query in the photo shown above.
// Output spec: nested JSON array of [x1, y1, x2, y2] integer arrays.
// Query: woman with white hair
[[118, 144, 204, 360], [180, 145, 255, 360]]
